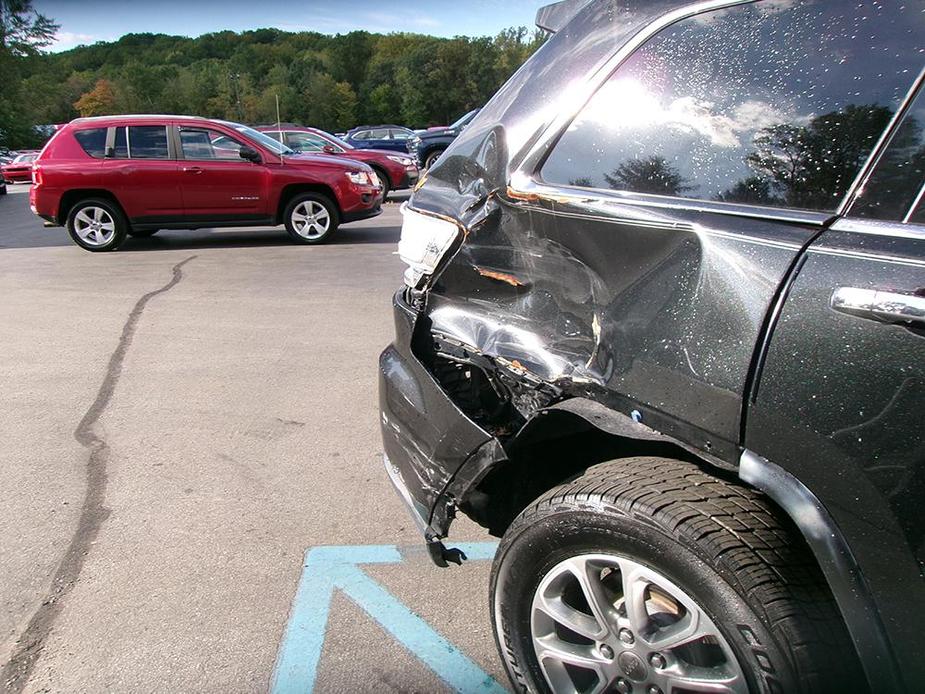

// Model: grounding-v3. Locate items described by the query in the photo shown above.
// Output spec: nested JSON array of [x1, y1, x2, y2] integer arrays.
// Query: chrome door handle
[[831, 287, 925, 327], [182, 166, 203, 174]]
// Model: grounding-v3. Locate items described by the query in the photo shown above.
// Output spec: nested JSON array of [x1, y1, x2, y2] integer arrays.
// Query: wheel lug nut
[[649, 652, 666, 669], [618, 628, 635, 645], [615, 678, 633, 694], [599, 643, 614, 659], [647, 687, 663, 694]]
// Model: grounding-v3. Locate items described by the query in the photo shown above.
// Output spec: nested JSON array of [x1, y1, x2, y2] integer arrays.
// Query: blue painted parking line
[[271, 542, 503, 694]]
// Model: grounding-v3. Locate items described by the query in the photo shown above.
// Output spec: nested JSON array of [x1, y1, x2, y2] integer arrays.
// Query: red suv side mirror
[[239, 146, 261, 164]]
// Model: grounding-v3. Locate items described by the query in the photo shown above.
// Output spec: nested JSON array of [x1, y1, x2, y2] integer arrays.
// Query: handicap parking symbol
[[271, 542, 505, 694]]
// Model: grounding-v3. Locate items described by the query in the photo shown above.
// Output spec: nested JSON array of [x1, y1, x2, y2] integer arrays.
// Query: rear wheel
[[66, 198, 128, 252], [283, 193, 339, 245], [490, 457, 864, 694]]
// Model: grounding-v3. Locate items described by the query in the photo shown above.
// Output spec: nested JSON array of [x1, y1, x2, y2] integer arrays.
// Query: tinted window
[[852, 89, 925, 223], [73, 128, 106, 158], [128, 126, 169, 159], [112, 126, 128, 158], [541, 0, 924, 213], [180, 128, 244, 160], [352, 130, 371, 140], [390, 129, 411, 140]]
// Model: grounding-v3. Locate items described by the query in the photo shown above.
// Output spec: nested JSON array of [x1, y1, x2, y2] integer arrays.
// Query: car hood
[[284, 152, 373, 171], [418, 128, 456, 140]]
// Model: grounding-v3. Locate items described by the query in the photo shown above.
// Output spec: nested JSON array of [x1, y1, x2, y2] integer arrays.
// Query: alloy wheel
[[73, 206, 116, 246], [291, 200, 331, 240], [531, 553, 747, 694]]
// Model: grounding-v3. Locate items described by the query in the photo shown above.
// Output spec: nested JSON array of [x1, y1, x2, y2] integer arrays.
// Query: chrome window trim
[[511, 171, 833, 228], [829, 217, 925, 241], [517, 0, 922, 228], [903, 181, 925, 224], [842, 66, 925, 220]]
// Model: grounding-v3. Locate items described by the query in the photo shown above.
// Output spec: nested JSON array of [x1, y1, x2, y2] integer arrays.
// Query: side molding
[[739, 449, 901, 693]]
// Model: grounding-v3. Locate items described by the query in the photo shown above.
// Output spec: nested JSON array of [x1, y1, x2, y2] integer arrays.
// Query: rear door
[[746, 81, 925, 690], [175, 125, 268, 220], [100, 123, 183, 221]]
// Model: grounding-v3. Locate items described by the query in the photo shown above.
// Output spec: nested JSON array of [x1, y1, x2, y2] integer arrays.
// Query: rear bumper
[[378, 290, 502, 559]]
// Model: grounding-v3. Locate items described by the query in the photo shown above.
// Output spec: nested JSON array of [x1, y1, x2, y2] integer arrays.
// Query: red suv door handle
[[182, 166, 203, 174]]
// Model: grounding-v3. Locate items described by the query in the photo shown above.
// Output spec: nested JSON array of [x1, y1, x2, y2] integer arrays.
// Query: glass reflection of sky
[[542, 0, 925, 210]]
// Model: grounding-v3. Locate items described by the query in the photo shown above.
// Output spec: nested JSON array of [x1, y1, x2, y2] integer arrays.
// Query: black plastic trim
[[738, 449, 900, 693]]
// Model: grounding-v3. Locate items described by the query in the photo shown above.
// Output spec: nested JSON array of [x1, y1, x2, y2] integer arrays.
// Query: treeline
[[16, 26, 545, 139]]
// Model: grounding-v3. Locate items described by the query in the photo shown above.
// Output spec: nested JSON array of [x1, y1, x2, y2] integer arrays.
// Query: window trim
[[841, 66, 925, 225], [516, 0, 922, 228]]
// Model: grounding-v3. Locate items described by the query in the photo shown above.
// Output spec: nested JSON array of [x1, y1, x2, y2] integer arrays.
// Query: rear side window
[[541, 0, 923, 213], [73, 128, 106, 158], [851, 88, 925, 224], [368, 128, 389, 139], [128, 126, 169, 159]]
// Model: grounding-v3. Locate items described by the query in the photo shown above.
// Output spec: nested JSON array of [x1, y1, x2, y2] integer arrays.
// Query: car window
[[111, 125, 169, 160], [286, 132, 334, 152], [14, 153, 37, 163], [73, 128, 106, 158], [352, 130, 371, 140], [112, 127, 128, 158], [389, 129, 411, 141], [540, 0, 923, 214], [851, 87, 925, 224], [368, 128, 390, 139], [180, 127, 245, 160]]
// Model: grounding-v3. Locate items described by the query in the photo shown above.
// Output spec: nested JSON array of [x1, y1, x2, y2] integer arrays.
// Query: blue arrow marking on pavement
[[271, 542, 504, 694]]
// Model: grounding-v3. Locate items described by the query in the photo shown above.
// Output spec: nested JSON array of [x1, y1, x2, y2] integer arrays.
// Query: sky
[[35, 0, 550, 52]]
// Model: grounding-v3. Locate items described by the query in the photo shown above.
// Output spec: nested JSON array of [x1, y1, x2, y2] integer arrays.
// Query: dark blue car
[[341, 124, 418, 154]]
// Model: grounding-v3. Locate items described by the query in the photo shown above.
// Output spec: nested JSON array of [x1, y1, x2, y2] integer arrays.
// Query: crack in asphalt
[[1, 256, 197, 693]]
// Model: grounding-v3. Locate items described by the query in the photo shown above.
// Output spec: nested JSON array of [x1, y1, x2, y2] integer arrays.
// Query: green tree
[[604, 156, 692, 196], [0, 0, 58, 149]]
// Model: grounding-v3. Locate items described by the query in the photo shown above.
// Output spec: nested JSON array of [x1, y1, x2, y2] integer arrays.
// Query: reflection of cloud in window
[[572, 77, 800, 151]]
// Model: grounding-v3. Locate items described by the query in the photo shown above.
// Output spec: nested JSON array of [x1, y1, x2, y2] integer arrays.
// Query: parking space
[[0, 186, 506, 693]]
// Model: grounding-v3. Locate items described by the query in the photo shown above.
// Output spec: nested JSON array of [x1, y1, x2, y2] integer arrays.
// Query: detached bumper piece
[[379, 289, 505, 566]]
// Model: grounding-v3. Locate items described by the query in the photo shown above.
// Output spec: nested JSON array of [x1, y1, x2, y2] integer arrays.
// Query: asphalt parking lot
[[0, 184, 506, 693]]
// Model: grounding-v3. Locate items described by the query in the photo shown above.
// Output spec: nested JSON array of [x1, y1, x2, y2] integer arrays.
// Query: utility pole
[[229, 72, 244, 121]]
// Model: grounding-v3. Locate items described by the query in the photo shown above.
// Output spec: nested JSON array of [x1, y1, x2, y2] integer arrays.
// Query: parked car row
[[256, 125, 418, 198], [29, 115, 384, 252]]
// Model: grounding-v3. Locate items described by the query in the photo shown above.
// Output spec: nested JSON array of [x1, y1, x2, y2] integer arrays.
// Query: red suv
[[30, 115, 383, 252], [256, 125, 418, 199]]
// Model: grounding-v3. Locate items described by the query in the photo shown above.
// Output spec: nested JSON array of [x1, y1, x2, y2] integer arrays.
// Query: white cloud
[[49, 31, 103, 52]]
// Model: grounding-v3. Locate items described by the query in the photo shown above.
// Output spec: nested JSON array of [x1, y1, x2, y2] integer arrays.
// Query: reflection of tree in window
[[851, 106, 925, 222], [719, 105, 894, 209], [604, 156, 692, 196]]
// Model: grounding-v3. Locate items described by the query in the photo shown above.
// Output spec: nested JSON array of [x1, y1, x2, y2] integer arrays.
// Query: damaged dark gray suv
[[379, 1, 925, 692]]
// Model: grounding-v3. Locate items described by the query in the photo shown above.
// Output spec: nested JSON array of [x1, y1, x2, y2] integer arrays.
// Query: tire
[[283, 192, 339, 245], [65, 197, 128, 252], [128, 229, 159, 238], [490, 456, 864, 694], [423, 148, 445, 170], [372, 168, 391, 201]]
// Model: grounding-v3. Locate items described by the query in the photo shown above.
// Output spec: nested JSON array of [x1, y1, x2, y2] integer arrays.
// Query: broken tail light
[[398, 202, 463, 288]]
